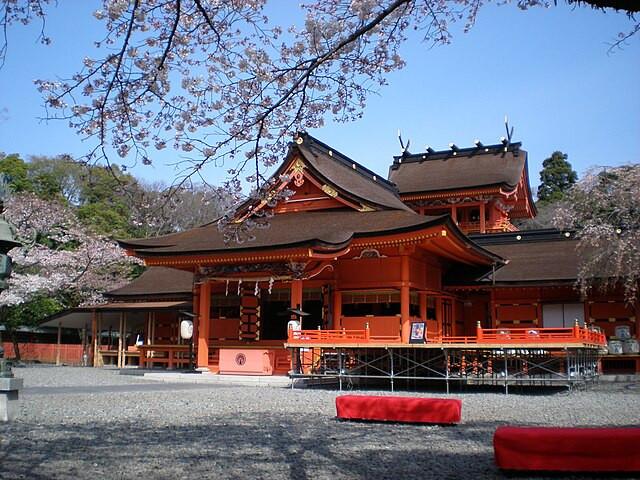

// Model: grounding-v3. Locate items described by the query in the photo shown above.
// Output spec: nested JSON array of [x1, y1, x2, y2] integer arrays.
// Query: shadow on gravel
[[4, 414, 635, 480], [1, 416, 502, 480]]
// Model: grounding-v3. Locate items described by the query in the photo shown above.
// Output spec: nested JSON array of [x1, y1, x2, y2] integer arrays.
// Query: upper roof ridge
[[390, 141, 522, 169], [470, 228, 575, 246], [295, 132, 399, 193]]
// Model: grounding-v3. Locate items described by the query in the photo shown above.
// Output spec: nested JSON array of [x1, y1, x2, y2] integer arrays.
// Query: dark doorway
[[260, 299, 289, 340], [302, 300, 323, 330]]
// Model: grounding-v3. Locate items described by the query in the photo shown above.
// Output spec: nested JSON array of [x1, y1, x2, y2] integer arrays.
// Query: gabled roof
[[388, 143, 527, 195], [295, 133, 412, 212], [119, 134, 505, 269]]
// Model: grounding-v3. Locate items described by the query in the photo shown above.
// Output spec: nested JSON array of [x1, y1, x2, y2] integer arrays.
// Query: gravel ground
[[1, 366, 639, 480]]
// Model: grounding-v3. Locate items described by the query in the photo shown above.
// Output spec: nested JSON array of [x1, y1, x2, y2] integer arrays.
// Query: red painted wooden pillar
[[480, 202, 486, 233], [400, 254, 411, 342], [197, 280, 211, 368], [290, 279, 303, 325], [489, 289, 496, 328], [332, 289, 342, 330], [436, 297, 443, 335], [419, 292, 427, 321], [91, 310, 98, 367]]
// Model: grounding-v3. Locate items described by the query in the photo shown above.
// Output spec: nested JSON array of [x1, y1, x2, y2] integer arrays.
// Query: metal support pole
[[504, 350, 509, 395], [338, 348, 343, 391], [566, 348, 571, 391], [290, 348, 295, 390], [389, 348, 394, 392], [444, 348, 449, 394]]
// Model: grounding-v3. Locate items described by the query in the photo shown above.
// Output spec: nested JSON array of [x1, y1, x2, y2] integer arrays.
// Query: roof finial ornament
[[397, 129, 410, 156], [502, 115, 514, 152]]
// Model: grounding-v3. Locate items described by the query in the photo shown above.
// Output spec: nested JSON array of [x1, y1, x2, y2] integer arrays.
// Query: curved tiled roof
[[120, 210, 446, 256], [448, 231, 580, 284], [485, 239, 579, 283], [106, 267, 193, 297]]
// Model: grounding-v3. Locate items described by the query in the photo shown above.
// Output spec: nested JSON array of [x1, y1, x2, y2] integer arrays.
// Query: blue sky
[[0, 2, 638, 194]]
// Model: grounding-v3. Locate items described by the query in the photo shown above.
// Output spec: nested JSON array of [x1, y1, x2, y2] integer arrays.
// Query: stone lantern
[[0, 214, 20, 289], [0, 176, 22, 421]]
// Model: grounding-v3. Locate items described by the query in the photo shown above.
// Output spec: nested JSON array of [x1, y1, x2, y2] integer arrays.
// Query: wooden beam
[[92, 310, 98, 367], [81, 324, 87, 367], [123, 312, 128, 367], [55, 322, 62, 366], [117, 312, 124, 368]]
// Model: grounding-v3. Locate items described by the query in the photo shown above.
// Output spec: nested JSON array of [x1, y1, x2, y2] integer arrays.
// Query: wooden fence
[[2, 342, 84, 365]]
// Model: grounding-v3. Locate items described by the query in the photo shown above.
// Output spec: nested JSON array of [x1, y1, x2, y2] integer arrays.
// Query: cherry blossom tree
[[0, 0, 631, 199], [553, 164, 640, 303], [0, 192, 140, 359]]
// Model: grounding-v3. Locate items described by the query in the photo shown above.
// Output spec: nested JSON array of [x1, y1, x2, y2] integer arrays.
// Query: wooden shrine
[[117, 133, 637, 385]]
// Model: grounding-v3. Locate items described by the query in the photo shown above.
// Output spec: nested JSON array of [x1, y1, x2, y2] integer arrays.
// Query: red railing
[[288, 329, 402, 344], [469, 326, 606, 346], [287, 325, 606, 347]]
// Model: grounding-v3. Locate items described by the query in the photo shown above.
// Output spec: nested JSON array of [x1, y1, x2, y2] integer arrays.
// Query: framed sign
[[409, 321, 426, 344]]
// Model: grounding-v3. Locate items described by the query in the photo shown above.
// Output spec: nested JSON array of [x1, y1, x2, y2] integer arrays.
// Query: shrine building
[[111, 133, 637, 386]]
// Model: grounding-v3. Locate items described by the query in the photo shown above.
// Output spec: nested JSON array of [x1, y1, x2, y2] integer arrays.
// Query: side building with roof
[[39, 267, 193, 367]]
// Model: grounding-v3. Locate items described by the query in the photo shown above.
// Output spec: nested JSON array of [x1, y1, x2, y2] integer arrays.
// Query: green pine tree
[[537, 151, 578, 204]]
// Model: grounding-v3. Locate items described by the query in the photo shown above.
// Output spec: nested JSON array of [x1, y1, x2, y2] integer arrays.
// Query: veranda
[[286, 324, 605, 392]]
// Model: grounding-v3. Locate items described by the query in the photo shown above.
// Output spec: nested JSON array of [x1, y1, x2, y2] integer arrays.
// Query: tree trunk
[[8, 326, 21, 361]]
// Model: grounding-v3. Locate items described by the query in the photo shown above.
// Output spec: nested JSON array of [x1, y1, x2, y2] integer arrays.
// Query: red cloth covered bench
[[494, 426, 640, 472], [335, 395, 462, 424]]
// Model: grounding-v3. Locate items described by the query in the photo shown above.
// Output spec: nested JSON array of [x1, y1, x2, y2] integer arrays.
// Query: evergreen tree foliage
[[537, 151, 578, 204]]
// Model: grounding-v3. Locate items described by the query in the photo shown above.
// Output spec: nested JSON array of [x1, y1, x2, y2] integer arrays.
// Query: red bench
[[494, 426, 640, 472], [335, 395, 462, 424]]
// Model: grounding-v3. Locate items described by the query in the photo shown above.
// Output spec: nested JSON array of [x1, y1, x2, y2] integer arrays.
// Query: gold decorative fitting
[[321, 184, 339, 198], [441, 230, 447, 237], [358, 204, 375, 212], [266, 190, 277, 201], [295, 136, 304, 145], [290, 158, 306, 187]]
